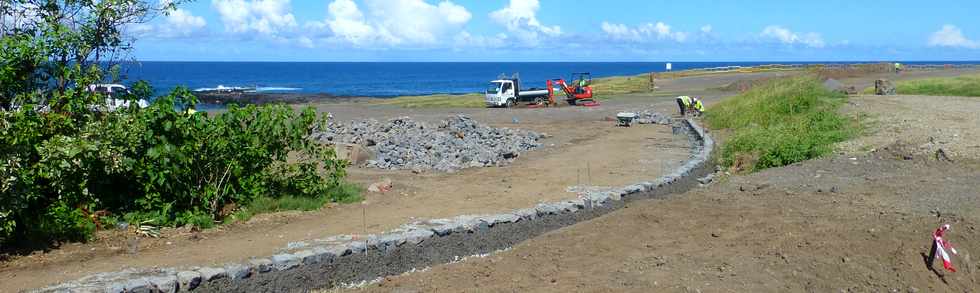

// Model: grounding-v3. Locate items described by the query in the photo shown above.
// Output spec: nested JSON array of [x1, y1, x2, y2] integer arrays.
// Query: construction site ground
[[3, 68, 979, 292], [339, 71, 980, 292]]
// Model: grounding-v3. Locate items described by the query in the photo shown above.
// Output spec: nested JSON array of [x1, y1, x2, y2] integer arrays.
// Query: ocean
[[119, 61, 979, 98]]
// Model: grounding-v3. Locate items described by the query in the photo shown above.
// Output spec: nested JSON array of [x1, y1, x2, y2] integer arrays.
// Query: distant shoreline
[[195, 91, 361, 105], [194, 90, 481, 106]]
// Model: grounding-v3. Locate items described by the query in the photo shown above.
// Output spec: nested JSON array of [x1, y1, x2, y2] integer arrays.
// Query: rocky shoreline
[[195, 91, 360, 105]]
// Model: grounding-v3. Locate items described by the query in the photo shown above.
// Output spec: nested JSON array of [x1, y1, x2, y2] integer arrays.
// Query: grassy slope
[[706, 76, 857, 172], [592, 73, 652, 96], [860, 74, 980, 96], [369, 93, 485, 108], [893, 74, 980, 97]]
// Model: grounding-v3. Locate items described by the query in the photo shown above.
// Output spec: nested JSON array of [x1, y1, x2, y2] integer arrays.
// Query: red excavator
[[547, 72, 598, 106]]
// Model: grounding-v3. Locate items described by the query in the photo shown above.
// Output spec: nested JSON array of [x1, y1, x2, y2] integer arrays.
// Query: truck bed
[[518, 88, 549, 97]]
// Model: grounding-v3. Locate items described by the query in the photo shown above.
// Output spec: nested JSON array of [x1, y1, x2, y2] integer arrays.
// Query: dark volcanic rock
[[314, 115, 543, 172], [196, 92, 344, 105]]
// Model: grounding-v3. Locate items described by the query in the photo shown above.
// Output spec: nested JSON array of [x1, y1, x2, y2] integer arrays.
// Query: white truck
[[485, 77, 550, 108]]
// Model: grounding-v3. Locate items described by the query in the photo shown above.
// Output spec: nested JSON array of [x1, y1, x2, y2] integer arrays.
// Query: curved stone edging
[[38, 119, 714, 293]]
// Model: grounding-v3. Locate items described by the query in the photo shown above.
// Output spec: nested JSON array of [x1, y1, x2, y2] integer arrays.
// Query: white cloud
[[929, 25, 978, 49], [126, 1, 207, 38], [454, 31, 508, 48], [364, 0, 471, 44], [310, 0, 471, 46], [760, 25, 824, 48], [212, 0, 298, 37], [318, 0, 381, 44], [601, 22, 631, 39], [700, 25, 712, 34], [489, 0, 560, 45], [298, 36, 314, 48], [601, 21, 688, 42], [160, 8, 207, 37]]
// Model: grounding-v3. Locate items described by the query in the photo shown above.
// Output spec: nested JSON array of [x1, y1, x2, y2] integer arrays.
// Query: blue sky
[[131, 0, 980, 61]]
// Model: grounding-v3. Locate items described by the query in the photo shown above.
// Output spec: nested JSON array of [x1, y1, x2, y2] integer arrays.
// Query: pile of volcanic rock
[[314, 115, 543, 172]]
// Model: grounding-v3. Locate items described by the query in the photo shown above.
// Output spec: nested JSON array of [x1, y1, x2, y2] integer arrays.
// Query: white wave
[[192, 85, 254, 92]]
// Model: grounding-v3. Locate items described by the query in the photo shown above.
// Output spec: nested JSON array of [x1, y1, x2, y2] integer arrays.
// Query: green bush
[[706, 76, 857, 172], [0, 81, 354, 246], [0, 0, 359, 247]]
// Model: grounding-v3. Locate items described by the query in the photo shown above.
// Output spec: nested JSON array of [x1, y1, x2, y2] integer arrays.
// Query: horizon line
[[126, 60, 980, 63]]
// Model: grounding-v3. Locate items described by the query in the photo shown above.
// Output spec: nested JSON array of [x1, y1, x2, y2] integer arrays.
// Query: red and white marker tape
[[934, 224, 958, 272]]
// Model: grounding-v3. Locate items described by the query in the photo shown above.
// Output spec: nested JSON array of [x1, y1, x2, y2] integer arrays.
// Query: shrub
[[0, 0, 358, 248], [0, 83, 353, 246], [706, 76, 857, 172]]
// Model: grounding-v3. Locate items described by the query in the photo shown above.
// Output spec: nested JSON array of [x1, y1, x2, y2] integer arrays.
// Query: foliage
[[227, 182, 362, 224], [0, 0, 356, 248], [706, 76, 858, 172], [0, 83, 354, 246]]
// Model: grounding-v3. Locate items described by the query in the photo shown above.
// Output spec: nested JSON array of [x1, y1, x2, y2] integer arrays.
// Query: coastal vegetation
[[887, 74, 980, 97], [591, 73, 653, 96], [371, 93, 485, 108], [706, 76, 858, 172], [0, 0, 355, 248]]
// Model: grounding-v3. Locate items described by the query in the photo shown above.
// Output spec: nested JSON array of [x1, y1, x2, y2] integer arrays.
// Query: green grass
[[592, 74, 654, 95], [890, 74, 980, 97], [706, 76, 858, 173], [227, 182, 363, 224], [370, 93, 485, 108]]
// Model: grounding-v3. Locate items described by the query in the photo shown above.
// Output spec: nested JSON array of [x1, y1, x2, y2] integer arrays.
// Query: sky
[[130, 0, 980, 61]]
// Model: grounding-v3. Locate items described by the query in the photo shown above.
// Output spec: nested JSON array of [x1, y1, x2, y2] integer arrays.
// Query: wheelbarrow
[[616, 112, 637, 127]]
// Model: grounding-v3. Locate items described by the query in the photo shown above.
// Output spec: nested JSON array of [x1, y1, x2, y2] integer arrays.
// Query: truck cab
[[485, 78, 550, 108], [485, 79, 516, 107]]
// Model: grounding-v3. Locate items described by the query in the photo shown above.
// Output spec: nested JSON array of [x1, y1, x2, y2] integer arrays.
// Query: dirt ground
[[339, 92, 980, 292], [346, 153, 980, 293], [3, 68, 978, 292], [839, 95, 980, 161]]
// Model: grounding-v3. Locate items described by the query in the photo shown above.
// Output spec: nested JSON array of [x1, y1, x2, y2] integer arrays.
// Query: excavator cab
[[571, 72, 592, 93], [569, 72, 595, 104]]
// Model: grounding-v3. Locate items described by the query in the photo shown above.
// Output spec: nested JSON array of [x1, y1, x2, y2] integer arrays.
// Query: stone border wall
[[38, 119, 714, 293]]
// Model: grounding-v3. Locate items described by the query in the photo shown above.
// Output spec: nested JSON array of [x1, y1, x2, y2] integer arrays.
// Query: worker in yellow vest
[[692, 97, 705, 116], [676, 95, 692, 116]]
